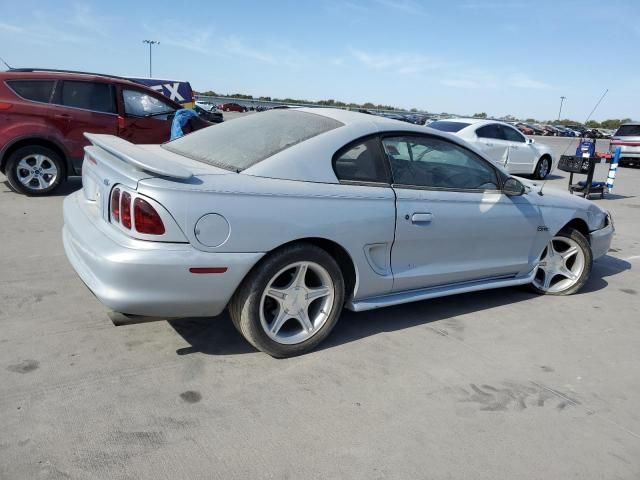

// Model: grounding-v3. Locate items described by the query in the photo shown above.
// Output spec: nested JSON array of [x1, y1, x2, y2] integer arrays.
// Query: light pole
[[558, 96, 566, 121], [143, 40, 159, 77]]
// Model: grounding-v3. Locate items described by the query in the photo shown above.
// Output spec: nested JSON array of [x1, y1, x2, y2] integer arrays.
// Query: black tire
[[529, 227, 592, 296], [6, 145, 65, 196], [229, 243, 345, 358], [533, 156, 551, 180]]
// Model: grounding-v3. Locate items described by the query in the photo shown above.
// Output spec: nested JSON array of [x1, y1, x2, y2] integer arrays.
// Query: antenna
[[538, 89, 608, 196], [0, 56, 12, 70]]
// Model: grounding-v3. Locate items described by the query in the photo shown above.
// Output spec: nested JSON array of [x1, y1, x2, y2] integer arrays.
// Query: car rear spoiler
[[84, 133, 193, 180]]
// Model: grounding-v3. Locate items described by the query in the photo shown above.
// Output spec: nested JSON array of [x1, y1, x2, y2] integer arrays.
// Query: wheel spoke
[[41, 166, 57, 175], [547, 241, 557, 258], [34, 155, 45, 168], [296, 309, 313, 333], [19, 173, 34, 185], [542, 269, 552, 289], [290, 264, 308, 288], [559, 266, 578, 281], [269, 308, 289, 335], [560, 246, 578, 262], [37, 177, 47, 189], [306, 286, 331, 303], [266, 288, 287, 302], [18, 158, 32, 170]]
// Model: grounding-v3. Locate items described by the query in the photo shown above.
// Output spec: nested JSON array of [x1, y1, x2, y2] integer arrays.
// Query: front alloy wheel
[[530, 228, 592, 295]]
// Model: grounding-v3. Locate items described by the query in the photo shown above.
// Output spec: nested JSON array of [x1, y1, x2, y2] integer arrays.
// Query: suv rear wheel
[[6, 145, 65, 196]]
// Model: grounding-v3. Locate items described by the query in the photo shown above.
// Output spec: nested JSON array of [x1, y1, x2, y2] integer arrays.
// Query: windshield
[[614, 125, 640, 137], [428, 121, 471, 133], [163, 110, 343, 171]]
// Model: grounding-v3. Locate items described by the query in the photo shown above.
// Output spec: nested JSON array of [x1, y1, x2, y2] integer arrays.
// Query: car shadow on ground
[[168, 255, 630, 356], [1, 177, 82, 196]]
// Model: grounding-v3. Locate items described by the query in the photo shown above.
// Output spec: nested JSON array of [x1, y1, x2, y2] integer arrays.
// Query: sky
[[0, 0, 638, 120]]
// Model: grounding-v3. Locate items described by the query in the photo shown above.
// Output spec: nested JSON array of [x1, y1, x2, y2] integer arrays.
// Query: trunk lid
[[80, 133, 224, 224]]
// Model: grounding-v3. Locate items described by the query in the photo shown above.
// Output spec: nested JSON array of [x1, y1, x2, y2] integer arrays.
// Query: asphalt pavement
[[0, 130, 639, 479]]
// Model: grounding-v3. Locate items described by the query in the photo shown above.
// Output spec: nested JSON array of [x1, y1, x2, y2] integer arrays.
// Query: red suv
[[0, 69, 208, 195]]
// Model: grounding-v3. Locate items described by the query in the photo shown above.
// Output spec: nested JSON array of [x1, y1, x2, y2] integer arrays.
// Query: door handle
[[54, 113, 71, 120], [411, 213, 433, 223], [485, 142, 494, 147]]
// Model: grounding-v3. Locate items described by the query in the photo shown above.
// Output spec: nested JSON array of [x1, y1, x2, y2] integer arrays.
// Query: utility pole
[[142, 40, 159, 77], [558, 96, 566, 121]]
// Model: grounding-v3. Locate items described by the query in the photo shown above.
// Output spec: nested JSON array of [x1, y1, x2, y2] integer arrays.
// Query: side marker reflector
[[189, 267, 228, 274]]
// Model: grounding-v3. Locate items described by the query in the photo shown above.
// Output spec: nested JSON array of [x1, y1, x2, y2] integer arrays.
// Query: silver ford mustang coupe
[[63, 108, 614, 357]]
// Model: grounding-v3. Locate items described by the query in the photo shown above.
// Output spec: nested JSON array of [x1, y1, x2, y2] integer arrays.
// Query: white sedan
[[428, 118, 556, 179]]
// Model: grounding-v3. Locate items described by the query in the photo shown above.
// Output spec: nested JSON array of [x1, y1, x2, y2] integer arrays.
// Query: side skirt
[[347, 269, 536, 312]]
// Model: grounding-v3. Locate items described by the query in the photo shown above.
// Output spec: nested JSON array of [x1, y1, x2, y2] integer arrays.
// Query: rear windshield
[[163, 110, 343, 171], [428, 121, 471, 133], [6, 80, 55, 103], [614, 125, 640, 137]]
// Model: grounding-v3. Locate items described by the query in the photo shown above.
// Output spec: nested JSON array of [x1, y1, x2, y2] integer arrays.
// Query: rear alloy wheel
[[229, 243, 345, 357], [6, 146, 65, 196], [534, 156, 551, 179], [530, 228, 592, 296]]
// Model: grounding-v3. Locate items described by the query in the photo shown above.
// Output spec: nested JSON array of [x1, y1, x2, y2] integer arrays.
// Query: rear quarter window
[[6, 80, 55, 103], [615, 125, 640, 137], [428, 121, 471, 133]]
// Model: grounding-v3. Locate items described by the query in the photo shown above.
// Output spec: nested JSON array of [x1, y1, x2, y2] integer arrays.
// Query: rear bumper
[[590, 221, 614, 261], [63, 192, 263, 317]]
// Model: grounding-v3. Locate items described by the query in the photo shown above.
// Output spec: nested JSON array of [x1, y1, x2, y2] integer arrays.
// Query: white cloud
[[373, 0, 427, 15], [0, 22, 23, 33], [441, 78, 481, 89], [507, 73, 550, 89], [349, 48, 446, 74], [222, 35, 278, 64]]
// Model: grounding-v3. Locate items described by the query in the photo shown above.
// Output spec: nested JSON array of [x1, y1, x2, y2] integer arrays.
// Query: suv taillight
[[121, 191, 132, 229], [134, 198, 165, 235], [111, 188, 120, 222]]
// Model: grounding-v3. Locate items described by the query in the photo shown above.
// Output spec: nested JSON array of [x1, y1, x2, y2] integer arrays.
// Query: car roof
[[242, 108, 496, 183], [0, 70, 142, 87], [620, 122, 640, 126]]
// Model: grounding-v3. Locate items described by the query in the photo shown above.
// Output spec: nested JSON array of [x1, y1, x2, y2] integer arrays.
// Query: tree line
[[198, 91, 632, 127], [198, 90, 402, 111]]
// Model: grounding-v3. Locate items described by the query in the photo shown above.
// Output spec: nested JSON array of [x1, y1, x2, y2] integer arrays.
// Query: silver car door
[[383, 134, 542, 292]]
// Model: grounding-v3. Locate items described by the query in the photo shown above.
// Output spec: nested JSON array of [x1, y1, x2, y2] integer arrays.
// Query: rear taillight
[[0, 102, 12, 110], [110, 186, 167, 237], [111, 188, 120, 222], [134, 198, 165, 235], [121, 191, 132, 229]]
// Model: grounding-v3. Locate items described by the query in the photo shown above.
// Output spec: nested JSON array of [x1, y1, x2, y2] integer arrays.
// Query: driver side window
[[122, 89, 175, 120], [383, 136, 500, 190]]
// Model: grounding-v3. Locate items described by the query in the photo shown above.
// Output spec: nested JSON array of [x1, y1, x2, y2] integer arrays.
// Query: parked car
[[194, 101, 224, 123], [0, 69, 210, 195], [428, 118, 555, 179], [62, 108, 614, 357], [610, 122, 640, 167], [525, 123, 546, 135], [515, 123, 534, 135], [220, 102, 247, 112]]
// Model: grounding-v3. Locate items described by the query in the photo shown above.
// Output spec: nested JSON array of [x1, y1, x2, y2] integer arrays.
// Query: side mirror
[[503, 177, 525, 196], [526, 138, 535, 144]]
